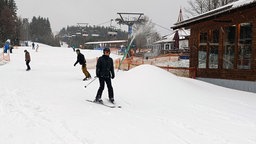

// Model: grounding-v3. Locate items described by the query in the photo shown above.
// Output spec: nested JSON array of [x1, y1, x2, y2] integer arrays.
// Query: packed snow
[[1, 44, 256, 144]]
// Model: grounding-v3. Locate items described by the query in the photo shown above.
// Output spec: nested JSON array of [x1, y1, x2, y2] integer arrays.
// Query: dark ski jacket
[[74, 53, 86, 66], [96, 55, 115, 79], [25, 51, 31, 61]]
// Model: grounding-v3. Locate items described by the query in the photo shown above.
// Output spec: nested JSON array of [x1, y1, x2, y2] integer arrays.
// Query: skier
[[72, 46, 76, 52], [9, 45, 13, 53], [36, 44, 39, 52], [24, 50, 31, 71], [94, 48, 115, 104], [32, 42, 35, 50], [3, 39, 10, 53], [74, 49, 91, 81]]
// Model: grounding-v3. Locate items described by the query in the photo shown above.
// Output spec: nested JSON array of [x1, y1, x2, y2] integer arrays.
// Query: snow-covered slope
[[0, 45, 256, 144]]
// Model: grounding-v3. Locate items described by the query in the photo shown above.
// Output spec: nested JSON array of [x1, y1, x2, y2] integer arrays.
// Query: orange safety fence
[[86, 58, 98, 69], [86, 55, 196, 78], [115, 56, 196, 78], [0, 52, 10, 62]]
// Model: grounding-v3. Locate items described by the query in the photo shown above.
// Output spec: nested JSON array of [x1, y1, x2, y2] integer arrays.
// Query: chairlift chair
[[108, 30, 117, 37]]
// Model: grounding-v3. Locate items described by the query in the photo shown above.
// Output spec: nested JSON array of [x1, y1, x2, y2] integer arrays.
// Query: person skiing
[[4, 39, 10, 53], [74, 49, 91, 81], [24, 50, 31, 71], [32, 42, 35, 50], [36, 44, 39, 52], [94, 47, 115, 104]]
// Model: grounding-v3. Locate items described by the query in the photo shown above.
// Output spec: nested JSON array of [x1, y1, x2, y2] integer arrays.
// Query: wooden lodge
[[172, 0, 256, 81]]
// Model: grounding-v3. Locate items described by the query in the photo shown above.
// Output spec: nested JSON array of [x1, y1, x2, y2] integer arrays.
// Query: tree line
[[0, 0, 18, 46], [0, 0, 59, 47], [19, 16, 60, 46]]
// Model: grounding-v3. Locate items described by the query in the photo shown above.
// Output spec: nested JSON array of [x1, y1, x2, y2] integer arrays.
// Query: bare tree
[[185, 0, 207, 17], [220, 0, 237, 5], [185, 0, 238, 18], [212, 0, 220, 9]]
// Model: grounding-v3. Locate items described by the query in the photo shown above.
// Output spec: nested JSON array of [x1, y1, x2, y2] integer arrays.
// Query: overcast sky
[[15, 0, 188, 35]]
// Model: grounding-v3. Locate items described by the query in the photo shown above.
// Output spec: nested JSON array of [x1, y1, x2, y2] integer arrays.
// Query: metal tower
[[115, 12, 144, 38]]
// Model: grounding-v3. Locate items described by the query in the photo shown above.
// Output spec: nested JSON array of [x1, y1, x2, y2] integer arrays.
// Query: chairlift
[[108, 31, 117, 37], [92, 30, 100, 37], [82, 33, 89, 37], [91, 34, 100, 37], [82, 31, 89, 37], [108, 20, 118, 37], [75, 28, 82, 35]]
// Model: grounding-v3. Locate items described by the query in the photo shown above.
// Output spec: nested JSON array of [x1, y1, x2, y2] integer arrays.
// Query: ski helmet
[[103, 48, 110, 53]]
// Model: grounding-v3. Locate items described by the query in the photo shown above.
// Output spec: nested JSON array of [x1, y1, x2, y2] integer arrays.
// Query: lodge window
[[164, 43, 170, 50], [238, 23, 252, 69], [223, 25, 236, 69], [198, 32, 207, 68], [209, 29, 219, 69]]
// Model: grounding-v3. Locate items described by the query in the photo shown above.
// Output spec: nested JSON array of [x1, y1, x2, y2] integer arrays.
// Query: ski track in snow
[[119, 95, 256, 144], [0, 60, 9, 65], [0, 88, 88, 144]]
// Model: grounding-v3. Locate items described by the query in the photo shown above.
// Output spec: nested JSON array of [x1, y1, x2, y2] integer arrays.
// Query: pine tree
[[0, 0, 18, 45], [29, 16, 60, 46]]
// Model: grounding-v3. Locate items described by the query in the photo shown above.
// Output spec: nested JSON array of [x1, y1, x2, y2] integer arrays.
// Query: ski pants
[[82, 65, 91, 78], [96, 77, 114, 100], [4, 47, 8, 53], [26, 60, 31, 70]]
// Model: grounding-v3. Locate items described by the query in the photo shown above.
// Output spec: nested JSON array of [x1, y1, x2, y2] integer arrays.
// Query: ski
[[104, 98, 122, 108], [86, 100, 116, 108]]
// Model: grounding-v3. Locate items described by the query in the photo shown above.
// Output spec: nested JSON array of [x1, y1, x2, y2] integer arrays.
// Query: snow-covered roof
[[85, 40, 127, 45], [172, 0, 256, 29], [154, 38, 174, 44], [154, 28, 190, 44]]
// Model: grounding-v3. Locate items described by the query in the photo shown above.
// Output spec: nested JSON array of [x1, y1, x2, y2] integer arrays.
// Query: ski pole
[[84, 77, 98, 88]]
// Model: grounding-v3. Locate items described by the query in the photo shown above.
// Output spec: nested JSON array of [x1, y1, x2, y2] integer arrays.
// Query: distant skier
[[74, 49, 91, 81], [9, 45, 13, 53], [94, 48, 115, 104], [32, 42, 35, 50], [36, 44, 39, 52], [24, 50, 31, 71], [4, 39, 10, 53], [72, 45, 76, 52]]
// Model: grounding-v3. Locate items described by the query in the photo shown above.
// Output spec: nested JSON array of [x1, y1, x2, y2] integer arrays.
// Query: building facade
[[173, 0, 256, 81]]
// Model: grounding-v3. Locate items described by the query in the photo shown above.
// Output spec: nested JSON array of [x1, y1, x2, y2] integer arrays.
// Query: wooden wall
[[188, 5, 256, 81]]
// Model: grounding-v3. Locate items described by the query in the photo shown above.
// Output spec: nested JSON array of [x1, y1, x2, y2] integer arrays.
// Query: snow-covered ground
[[1, 44, 256, 144], [156, 59, 189, 67]]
